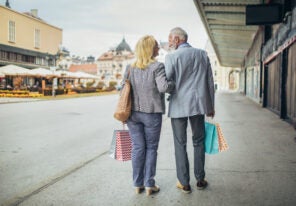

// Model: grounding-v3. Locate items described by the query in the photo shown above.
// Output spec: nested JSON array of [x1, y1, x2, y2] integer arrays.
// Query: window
[[36, 57, 42, 65], [8, 21, 16, 42], [0, 51, 8, 60], [22, 55, 28, 62], [17, 54, 22, 62], [9, 52, 17, 61], [34, 29, 40, 48]]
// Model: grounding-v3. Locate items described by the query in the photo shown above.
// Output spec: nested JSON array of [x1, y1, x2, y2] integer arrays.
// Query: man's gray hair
[[170, 27, 188, 42]]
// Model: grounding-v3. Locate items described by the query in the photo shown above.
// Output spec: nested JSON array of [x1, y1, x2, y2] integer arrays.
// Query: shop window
[[9, 52, 17, 61], [36, 57, 42, 65], [27, 56, 35, 64], [17, 54, 22, 62], [22, 55, 28, 62], [0, 51, 8, 60]]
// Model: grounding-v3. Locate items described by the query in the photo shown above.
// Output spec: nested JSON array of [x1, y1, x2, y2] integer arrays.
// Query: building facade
[[0, 5, 62, 69], [242, 1, 296, 125], [194, 0, 296, 127], [96, 38, 134, 84], [205, 40, 240, 91], [68, 64, 98, 75]]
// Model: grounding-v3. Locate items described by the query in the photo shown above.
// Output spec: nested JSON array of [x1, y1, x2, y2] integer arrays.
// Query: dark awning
[[0, 44, 56, 59], [193, 0, 261, 67]]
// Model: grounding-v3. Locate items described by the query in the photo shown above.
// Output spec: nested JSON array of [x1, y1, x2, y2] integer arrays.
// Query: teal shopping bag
[[205, 122, 219, 154]]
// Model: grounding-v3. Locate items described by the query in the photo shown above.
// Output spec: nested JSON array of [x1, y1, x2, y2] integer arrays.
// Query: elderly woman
[[122, 35, 174, 196]]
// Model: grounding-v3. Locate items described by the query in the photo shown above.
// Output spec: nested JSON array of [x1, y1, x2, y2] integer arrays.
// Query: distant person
[[6, 84, 12, 90], [165, 27, 215, 193], [122, 35, 174, 196]]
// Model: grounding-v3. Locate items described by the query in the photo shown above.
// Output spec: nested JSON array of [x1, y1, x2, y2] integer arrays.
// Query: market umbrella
[[31, 67, 58, 78], [55, 70, 77, 78], [0, 64, 34, 76], [74, 71, 100, 79]]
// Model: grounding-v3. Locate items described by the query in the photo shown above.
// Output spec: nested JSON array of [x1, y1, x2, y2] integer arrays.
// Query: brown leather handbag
[[113, 69, 131, 122]]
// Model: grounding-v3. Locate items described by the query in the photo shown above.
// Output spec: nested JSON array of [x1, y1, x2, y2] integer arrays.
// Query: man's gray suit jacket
[[165, 43, 215, 118]]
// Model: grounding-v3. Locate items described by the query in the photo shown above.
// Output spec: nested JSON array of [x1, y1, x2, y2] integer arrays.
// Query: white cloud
[[10, 0, 209, 58]]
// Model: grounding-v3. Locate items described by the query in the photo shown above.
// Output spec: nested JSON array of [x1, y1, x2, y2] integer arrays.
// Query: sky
[[6, 0, 209, 58]]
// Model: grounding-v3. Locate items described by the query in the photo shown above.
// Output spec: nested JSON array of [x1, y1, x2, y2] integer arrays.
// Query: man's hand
[[206, 111, 215, 118]]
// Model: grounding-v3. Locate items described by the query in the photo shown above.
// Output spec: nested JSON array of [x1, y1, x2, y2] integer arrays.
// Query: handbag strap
[[126, 65, 131, 80]]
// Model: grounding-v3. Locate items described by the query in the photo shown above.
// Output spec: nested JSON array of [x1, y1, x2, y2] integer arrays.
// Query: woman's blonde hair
[[131, 35, 157, 69]]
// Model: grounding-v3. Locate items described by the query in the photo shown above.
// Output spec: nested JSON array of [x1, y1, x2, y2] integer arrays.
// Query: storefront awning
[[30, 67, 58, 78], [193, 0, 261, 67], [0, 64, 34, 76]]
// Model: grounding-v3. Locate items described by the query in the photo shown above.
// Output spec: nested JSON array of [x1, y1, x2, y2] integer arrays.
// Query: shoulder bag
[[113, 68, 131, 122]]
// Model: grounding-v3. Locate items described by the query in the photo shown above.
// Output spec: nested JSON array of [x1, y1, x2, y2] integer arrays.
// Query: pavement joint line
[[2, 151, 108, 206]]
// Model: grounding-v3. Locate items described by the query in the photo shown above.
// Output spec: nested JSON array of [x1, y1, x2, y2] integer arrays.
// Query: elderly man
[[165, 27, 215, 193]]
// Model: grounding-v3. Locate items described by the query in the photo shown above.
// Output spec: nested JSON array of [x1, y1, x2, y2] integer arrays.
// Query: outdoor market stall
[[0, 64, 104, 97], [0, 64, 35, 90]]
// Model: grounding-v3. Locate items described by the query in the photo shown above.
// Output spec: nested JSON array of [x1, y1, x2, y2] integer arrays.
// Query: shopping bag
[[115, 130, 132, 161], [109, 128, 132, 161], [204, 122, 219, 154], [216, 123, 229, 152], [109, 130, 117, 159]]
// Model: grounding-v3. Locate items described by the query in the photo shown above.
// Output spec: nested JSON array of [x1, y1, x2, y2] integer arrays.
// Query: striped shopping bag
[[216, 123, 229, 152], [109, 128, 132, 161]]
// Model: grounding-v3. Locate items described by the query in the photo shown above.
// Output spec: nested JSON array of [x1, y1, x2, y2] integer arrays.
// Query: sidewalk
[[0, 97, 40, 104], [7, 92, 296, 206]]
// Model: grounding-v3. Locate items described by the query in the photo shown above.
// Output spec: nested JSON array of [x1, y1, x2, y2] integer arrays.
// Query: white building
[[205, 40, 240, 91], [96, 38, 134, 86]]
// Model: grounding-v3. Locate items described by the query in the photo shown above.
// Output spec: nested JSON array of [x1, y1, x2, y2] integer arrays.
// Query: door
[[266, 55, 281, 115], [286, 43, 296, 124]]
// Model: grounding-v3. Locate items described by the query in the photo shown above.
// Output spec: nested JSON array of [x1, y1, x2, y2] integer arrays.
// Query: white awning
[[55, 70, 100, 79], [30, 67, 57, 77], [0, 65, 34, 76], [74, 71, 100, 79]]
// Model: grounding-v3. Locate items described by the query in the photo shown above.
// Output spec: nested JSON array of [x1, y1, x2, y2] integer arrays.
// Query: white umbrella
[[0, 71, 4, 77], [31, 67, 57, 77], [74, 71, 100, 79], [0, 64, 34, 76], [55, 70, 77, 78]]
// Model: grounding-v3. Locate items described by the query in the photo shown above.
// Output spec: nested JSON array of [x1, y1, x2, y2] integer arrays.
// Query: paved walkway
[[2, 92, 296, 206], [0, 97, 40, 104]]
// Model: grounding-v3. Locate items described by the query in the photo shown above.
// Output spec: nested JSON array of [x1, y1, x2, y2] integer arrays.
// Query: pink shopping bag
[[109, 129, 132, 161]]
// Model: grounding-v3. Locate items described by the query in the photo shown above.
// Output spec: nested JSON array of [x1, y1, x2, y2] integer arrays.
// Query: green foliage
[[86, 80, 95, 88], [109, 81, 117, 87], [96, 81, 105, 89]]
